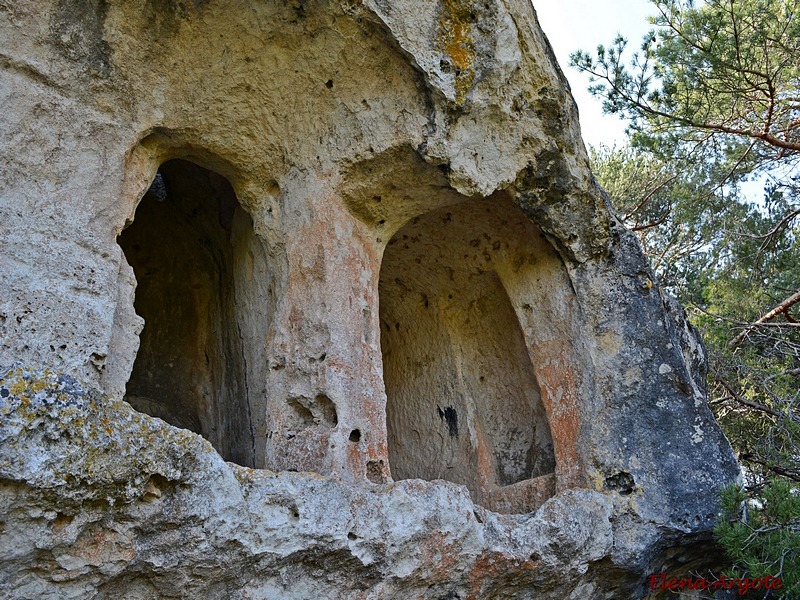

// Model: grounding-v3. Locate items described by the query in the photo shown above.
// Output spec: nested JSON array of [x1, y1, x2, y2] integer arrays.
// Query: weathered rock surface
[[0, 0, 739, 597]]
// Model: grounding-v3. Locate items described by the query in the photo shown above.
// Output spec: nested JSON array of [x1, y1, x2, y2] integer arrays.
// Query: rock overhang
[[0, 0, 740, 597]]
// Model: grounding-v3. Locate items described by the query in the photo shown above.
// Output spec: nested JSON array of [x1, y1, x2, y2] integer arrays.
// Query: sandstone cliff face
[[0, 0, 739, 598]]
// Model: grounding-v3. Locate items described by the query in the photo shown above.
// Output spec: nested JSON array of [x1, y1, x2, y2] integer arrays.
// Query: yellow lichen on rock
[[439, 0, 476, 104]]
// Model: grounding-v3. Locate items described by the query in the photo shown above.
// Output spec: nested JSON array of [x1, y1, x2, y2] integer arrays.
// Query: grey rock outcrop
[[0, 0, 739, 598]]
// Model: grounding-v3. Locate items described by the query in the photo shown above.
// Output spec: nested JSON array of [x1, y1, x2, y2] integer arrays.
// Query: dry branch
[[729, 289, 800, 348]]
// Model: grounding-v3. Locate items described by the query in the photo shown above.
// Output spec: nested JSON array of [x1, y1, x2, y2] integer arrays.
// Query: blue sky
[[533, 0, 655, 148], [535, 0, 770, 202]]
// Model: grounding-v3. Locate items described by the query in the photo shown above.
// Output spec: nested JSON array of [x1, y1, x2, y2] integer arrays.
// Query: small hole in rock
[[349, 429, 361, 443], [604, 471, 636, 495], [288, 397, 315, 427], [315, 393, 338, 427], [325, 79, 333, 88], [347, 532, 357, 540], [366, 459, 386, 483]]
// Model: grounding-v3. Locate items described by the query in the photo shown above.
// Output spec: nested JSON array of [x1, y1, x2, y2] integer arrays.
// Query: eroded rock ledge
[[0, 368, 716, 599], [0, 0, 738, 597]]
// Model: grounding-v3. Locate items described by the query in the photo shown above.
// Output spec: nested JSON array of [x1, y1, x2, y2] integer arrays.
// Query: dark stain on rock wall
[[51, 0, 112, 77], [438, 405, 459, 437]]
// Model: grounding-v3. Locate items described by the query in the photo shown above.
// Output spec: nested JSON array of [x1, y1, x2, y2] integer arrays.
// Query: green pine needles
[[715, 481, 799, 596]]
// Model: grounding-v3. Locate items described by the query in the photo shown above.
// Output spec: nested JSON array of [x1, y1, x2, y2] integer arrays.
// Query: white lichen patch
[[691, 424, 705, 444]]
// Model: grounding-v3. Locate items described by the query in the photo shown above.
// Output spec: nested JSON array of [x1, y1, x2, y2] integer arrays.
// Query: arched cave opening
[[118, 159, 267, 468], [380, 197, 557, 512]]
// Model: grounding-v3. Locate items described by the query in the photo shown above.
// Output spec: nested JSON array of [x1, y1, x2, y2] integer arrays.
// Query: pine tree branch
[[739, 453, 800, 482], [713, 374, 785, 419], [729, 289, 800, 348]]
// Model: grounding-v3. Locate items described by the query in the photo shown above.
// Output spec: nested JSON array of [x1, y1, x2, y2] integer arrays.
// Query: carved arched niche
[[117, 158, 270, 468], [380, 194, 581, 514]]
